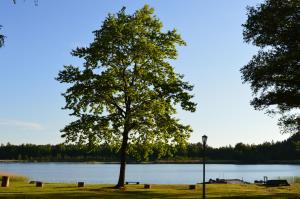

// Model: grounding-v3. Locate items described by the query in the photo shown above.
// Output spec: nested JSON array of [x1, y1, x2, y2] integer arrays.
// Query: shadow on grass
[[0, 193, 189, 199], [211, 193, 300, 199], [1, 192, 300, 199], [1, 184, 300, 199]]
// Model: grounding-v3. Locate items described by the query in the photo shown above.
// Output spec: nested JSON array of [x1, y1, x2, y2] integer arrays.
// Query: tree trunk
[[116, 129, 129, 188]]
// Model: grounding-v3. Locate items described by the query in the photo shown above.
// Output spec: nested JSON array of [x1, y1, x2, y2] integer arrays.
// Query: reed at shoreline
[[0, 172, 28, 183]]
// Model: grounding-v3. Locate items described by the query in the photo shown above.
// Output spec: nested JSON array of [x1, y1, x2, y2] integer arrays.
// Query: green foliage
[[57, 5, 196, 161], [295, 140, 300, 151], [241, 0, 300, 134]]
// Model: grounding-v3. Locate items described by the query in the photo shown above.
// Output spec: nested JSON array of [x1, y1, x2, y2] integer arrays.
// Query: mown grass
[[1, 182, 300, 198]]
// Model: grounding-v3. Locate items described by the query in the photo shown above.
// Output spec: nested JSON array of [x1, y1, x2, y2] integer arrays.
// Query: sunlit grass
[[1, 182, 300, 198]]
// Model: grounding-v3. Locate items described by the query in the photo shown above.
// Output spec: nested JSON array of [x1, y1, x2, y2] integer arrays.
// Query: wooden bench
[[189, 185, 196, 189], [144, 184, 151, 189], [125, 181, 140, 185], [78, 182, 84, 187], [36, 181, 43, 187], [266, 180, 289, 186]]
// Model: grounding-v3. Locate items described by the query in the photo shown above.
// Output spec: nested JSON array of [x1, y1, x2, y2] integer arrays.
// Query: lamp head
[[202, 135, 208, 145]]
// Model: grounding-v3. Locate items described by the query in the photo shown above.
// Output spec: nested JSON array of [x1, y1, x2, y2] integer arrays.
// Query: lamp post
[[202, 135, 207, 199]]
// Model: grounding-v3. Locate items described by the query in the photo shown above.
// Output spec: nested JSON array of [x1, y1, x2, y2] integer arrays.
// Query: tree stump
[[189, 185, 196, 189], [36, 181, 43, 187], [144, 184, 151, 189], [1, 176, 9, 187], [78, 182, 84, 187]]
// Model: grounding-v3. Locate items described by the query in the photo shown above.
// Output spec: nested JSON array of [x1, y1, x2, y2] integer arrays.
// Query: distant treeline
[[1, 133, 300, 163]]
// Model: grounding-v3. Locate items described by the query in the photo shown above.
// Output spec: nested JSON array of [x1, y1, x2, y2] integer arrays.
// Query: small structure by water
[[208, 178, 248, 184]]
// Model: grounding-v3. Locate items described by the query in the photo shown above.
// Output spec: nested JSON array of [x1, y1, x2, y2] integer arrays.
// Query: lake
[[1, 163, 300, 184]]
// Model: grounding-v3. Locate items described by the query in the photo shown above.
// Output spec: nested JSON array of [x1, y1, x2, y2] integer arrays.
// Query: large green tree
[[241, 0, 300, 133], [57, 5, 196, 188]]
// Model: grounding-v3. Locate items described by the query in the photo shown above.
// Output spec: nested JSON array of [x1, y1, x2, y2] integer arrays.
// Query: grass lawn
[[1, 182, 300, 198]]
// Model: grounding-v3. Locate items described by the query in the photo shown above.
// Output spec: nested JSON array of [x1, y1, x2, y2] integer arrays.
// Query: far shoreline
[[1, 159, 300, 165]]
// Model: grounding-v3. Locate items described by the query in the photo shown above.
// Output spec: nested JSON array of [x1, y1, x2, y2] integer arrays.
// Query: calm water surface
[[0, 163, 300, 184]]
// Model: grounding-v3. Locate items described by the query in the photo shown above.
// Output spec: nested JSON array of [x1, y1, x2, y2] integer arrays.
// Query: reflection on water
[[0, 163, 300, 184]]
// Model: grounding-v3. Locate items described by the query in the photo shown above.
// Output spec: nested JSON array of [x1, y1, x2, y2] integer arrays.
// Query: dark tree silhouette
[[0, 133, 300, 163], [241, 0, 300, 133]]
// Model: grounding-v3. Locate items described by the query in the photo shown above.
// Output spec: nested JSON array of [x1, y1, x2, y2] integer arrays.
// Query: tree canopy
[[57, 5, 196, 188], [241, 0, 300, 133]]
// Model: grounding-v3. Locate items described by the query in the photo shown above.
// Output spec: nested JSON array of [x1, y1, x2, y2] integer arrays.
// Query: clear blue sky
[[0, 0, 290, 147]]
